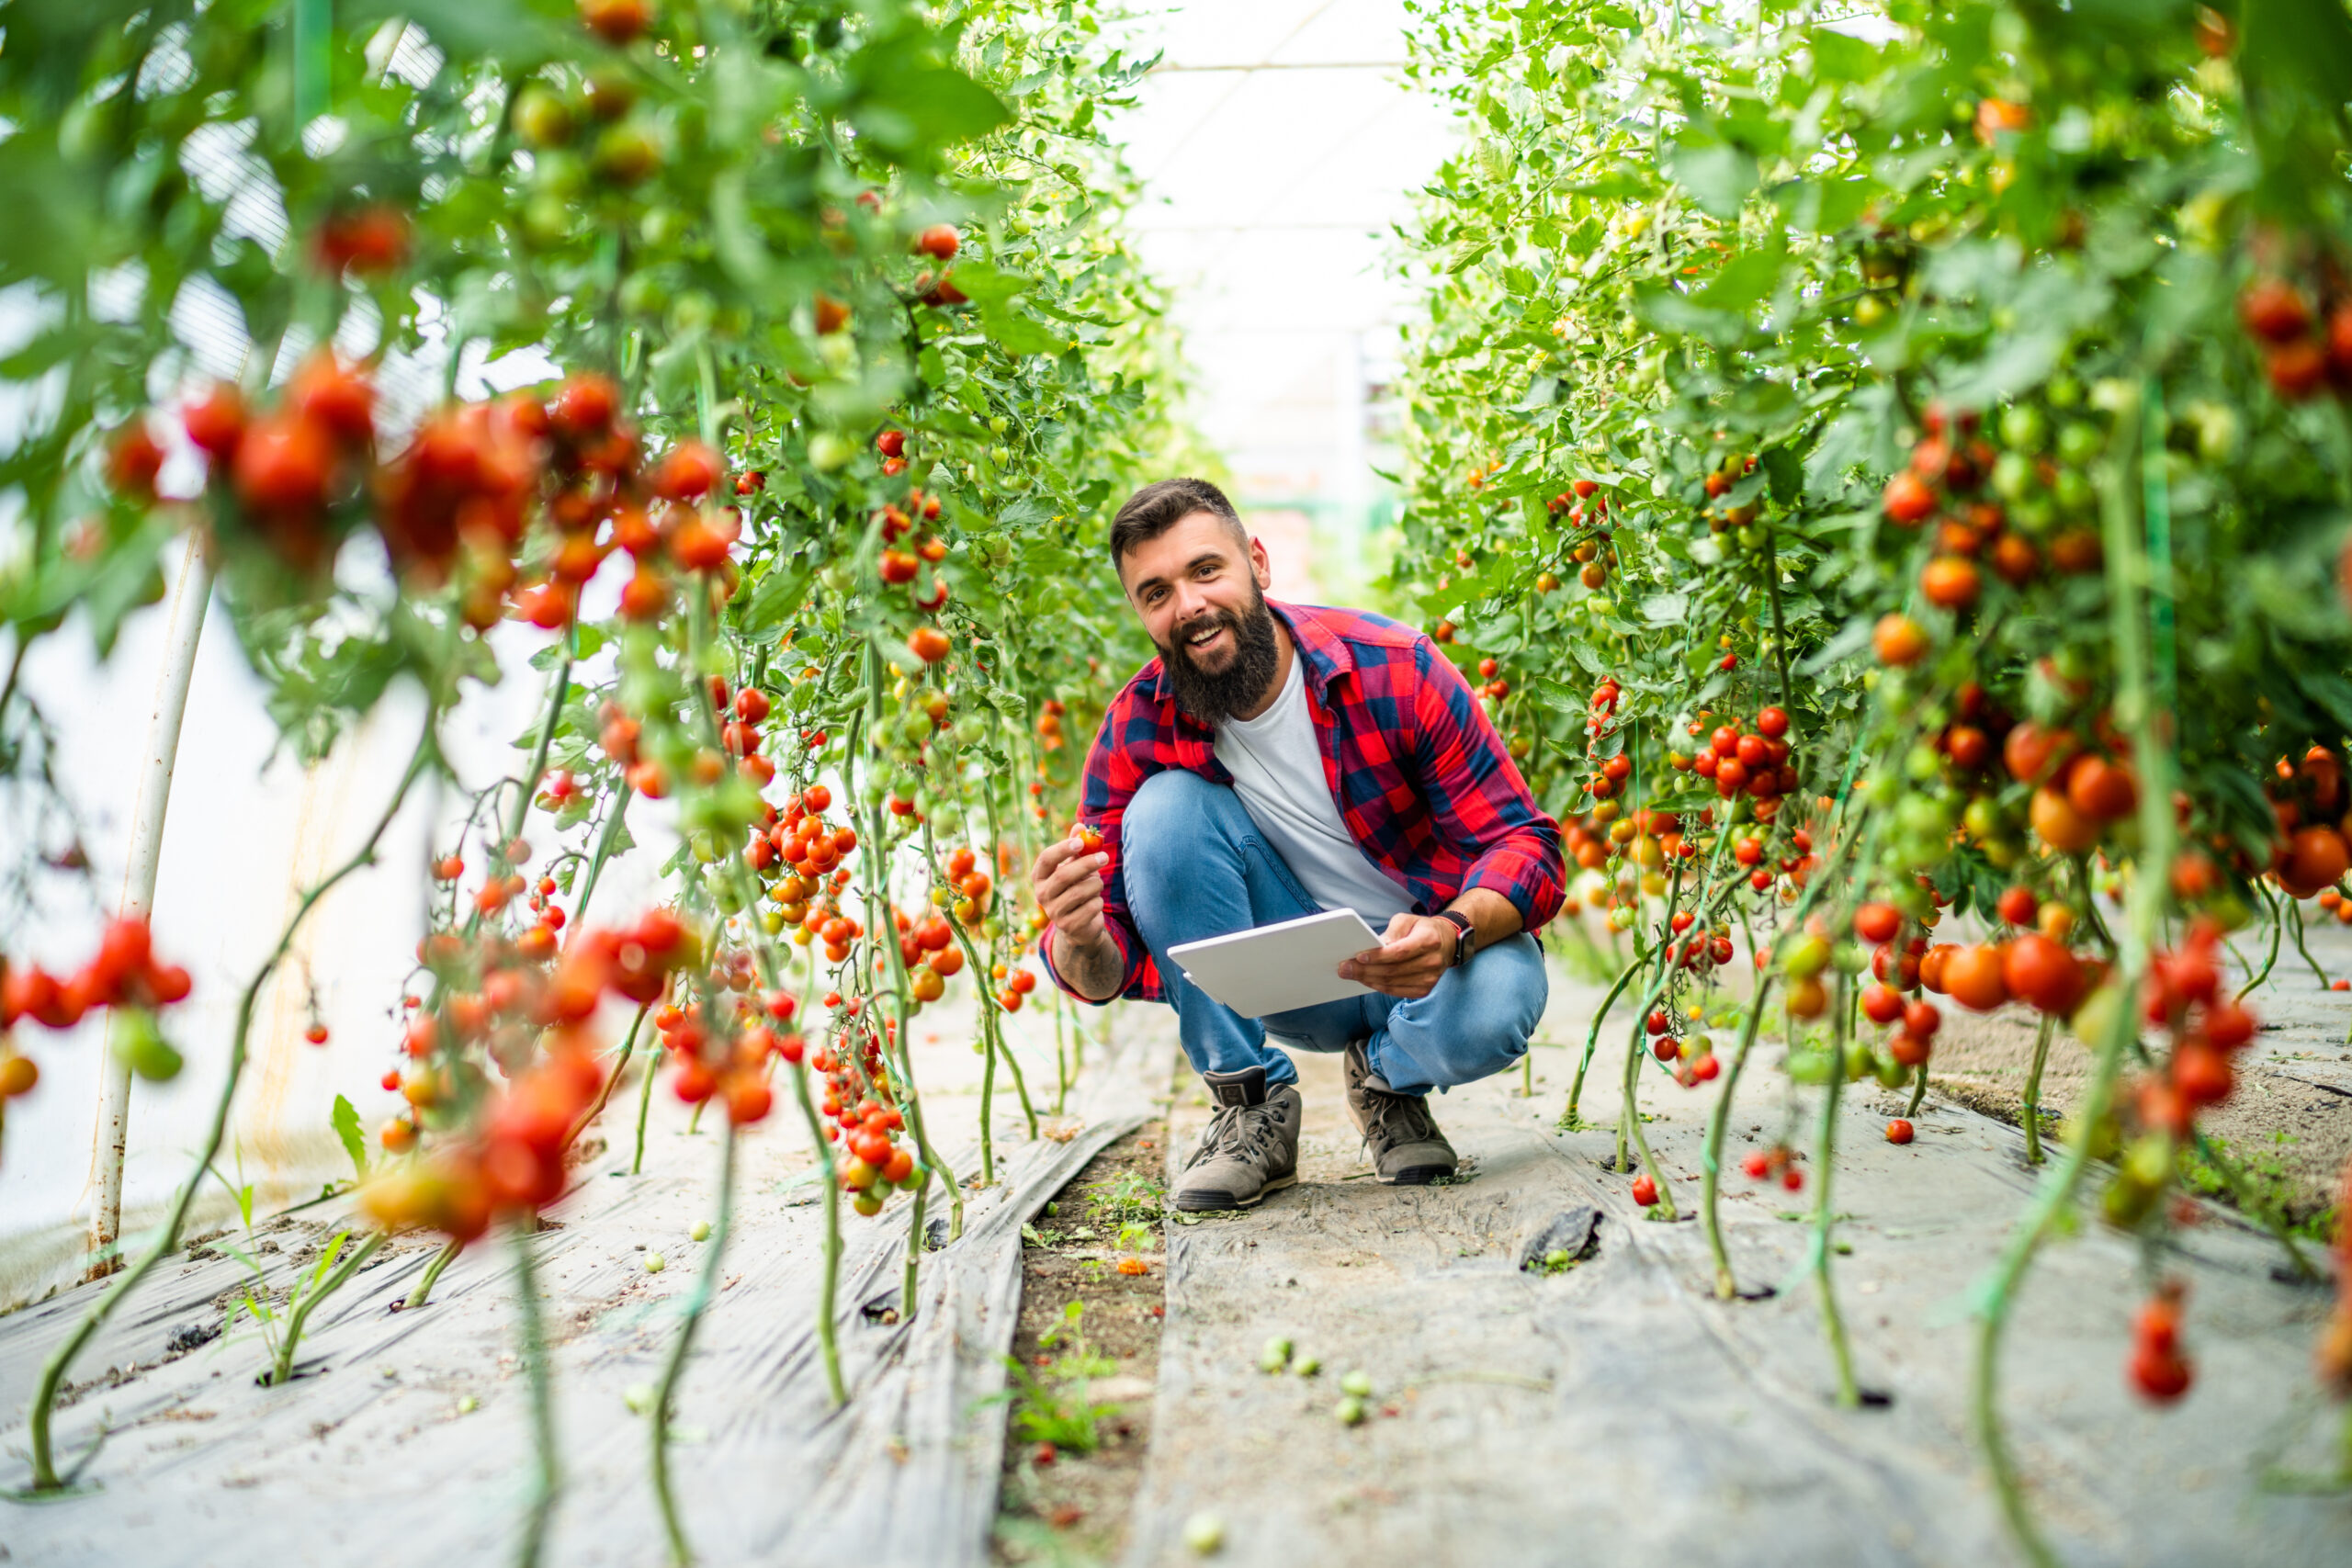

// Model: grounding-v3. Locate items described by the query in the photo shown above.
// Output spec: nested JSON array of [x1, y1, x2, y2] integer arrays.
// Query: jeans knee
[[1461, 936, 1548, 1055], [1121, 769, 1238, 896]]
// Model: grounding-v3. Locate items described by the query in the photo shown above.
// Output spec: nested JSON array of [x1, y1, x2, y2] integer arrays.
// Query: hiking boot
[[1172, 1066, 1303, 1212], [1342, 1040, 1457, 1184]]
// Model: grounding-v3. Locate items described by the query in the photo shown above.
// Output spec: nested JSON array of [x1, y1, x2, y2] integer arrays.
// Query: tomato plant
[[0, 0, 1188, 1552], [1394, 0, 2352, 1550]]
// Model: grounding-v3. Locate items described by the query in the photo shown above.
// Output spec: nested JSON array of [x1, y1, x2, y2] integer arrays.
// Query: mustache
[[1170, 608, 1239, 653]]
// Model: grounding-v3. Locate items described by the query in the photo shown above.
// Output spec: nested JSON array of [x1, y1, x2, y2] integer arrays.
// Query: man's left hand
[[1338, 912, 1453, 999]]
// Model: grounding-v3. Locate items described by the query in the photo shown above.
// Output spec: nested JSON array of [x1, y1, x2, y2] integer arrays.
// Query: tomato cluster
[[1676, 705, 1800, 810], [2130, 1280, 2195, 1404], [652, 968, 792, 1131], [2237, 267, 2352, 402], [0, 919, 195, 1110], [809, 1018, 920, 1216], [898, 911, 964, 1004], [1740, 1143, 1806, 1193], [364, 1030, 607, 1241]]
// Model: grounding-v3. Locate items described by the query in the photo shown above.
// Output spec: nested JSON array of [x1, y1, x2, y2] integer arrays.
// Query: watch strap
[[1435, 910, 1475, 967]]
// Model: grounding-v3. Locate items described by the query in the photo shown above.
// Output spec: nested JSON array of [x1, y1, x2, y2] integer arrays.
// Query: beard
[[1157, 584, 1282, 726]]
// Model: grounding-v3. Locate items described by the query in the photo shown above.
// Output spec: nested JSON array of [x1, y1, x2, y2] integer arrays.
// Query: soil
[[993, 1117, 1171, 1565], [1928, 995, 2352, 1227]]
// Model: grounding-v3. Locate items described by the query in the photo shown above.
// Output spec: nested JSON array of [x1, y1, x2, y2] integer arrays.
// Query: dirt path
[[994, 1114, 1176, 1563]]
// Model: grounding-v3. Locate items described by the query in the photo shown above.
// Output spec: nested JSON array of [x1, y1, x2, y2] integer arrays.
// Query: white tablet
[[1168, 908, 1384, 1019]]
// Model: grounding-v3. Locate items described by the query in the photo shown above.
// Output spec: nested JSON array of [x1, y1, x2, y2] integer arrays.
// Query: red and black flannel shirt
[[1042, 601, 1565, 1003]]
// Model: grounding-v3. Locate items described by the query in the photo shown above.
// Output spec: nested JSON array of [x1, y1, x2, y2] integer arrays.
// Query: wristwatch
[[1435, 910, 1476, 968]]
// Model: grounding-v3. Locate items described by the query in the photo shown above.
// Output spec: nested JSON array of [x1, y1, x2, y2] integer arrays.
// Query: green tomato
[[1990, 449, 2037, 502], [2052, 467, 2096, 513], [1997, 403, 2046, 451], [1334, 1396, 1366, 1426], [1182, 1514, 1225, 1555], [809, 434, 854, 471], [522, 193, 572, 248], [1781, 933, 1831, 979], [639, 207, 690, 247], [988, 414, 1010, 435], [2055, 421, 2102, 465], [617, 272, 669, 318], [671, 291, 718, 333], [513, 84, 574, 150], [113, 1009, 184, 1083]]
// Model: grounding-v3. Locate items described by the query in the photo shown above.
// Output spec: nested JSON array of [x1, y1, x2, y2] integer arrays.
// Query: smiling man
[[1031, 478, 1564, 1211]]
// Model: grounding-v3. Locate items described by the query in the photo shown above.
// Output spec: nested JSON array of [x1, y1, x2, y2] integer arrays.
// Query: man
[[1031, 478, 1564, 1212]]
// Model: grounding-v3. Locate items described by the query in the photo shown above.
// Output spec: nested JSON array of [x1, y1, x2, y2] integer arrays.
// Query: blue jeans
[[1119, 768, 1548, 1095]]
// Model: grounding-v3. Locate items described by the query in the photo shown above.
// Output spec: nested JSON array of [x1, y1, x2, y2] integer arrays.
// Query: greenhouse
[[0, 2, 2347, 1564]]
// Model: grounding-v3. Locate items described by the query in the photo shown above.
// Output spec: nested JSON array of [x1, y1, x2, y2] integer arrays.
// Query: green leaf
[[1664, 138, 1758, 220], [1697, 230, 1787, 313], [332, 1094, 368, 1181]]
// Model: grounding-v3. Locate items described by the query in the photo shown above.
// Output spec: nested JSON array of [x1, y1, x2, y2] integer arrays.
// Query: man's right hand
[[1032, 835, 1122, 999]]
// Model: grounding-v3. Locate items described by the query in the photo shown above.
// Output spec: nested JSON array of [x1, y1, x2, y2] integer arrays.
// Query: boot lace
[[1186, 1099, 1285, 1170], [1357, 1082, 1438, 1153]]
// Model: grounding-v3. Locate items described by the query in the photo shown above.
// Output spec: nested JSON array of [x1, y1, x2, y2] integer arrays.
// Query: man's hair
[[1109, 478, 1246, 566]]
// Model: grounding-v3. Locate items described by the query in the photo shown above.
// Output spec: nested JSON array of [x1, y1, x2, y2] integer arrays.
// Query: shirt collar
[[1148, 599, 1351, 716]]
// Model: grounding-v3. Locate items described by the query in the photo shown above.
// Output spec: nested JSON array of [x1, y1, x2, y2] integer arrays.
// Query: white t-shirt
[[1213, 652, 1415, 926]]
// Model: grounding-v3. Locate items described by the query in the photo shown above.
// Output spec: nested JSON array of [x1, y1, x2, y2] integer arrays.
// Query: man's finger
[[1038, 852, 1109, 898], [1044, 879, 1104, 920]]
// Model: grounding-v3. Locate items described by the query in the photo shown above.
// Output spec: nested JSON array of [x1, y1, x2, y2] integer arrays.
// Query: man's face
[[1116, 510, 1281, 722]]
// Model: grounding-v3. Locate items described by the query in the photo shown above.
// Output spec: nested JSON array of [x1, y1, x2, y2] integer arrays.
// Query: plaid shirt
[[1043, 600, 1565, 1003]]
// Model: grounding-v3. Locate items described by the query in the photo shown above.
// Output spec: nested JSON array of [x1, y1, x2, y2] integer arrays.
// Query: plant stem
[[1974, 378, 2174, 1568], [1566, 957, 1642, 1128], [2020, 1011, 2056, 1165], [856, 784, 931, 1319], [1702, 972, 1777, 1299], [980, 787, 1042, 1137], [2290, 898, 2330, 988], [1811, 978, 1860, 1407], [2237, 882, 2284, 1001], [632, 1029, 659, 1176], [688, 604, 842, 1405], [404, 1236, 462, 1311], [1761, 526, 1794, 714], [898, 890, 964, 1249], [650, 1119, 736, 1566], [569, 1003, 651, 1155], [512, 1224, 560, 1568], [568, 784, 635, 933], [267, 1230, 385, 1385], [24, 714, 438, 1491]]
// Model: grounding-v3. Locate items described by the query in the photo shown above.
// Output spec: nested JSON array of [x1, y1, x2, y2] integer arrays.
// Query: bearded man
[[1029, 478, 1564, 1212]]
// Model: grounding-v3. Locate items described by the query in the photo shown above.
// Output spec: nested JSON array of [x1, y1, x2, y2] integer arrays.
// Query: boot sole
[[1380, 1164, 1456, 1186], [1172, 1171, 1297, 1212]]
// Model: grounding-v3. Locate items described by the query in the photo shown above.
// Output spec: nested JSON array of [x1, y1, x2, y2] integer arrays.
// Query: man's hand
[[1337, 912, 1453, 999], [1031, 835, 1123, 1000]]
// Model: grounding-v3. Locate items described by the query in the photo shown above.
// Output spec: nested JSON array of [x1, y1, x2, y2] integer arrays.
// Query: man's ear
[[1249, 534, 1272, 592]]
